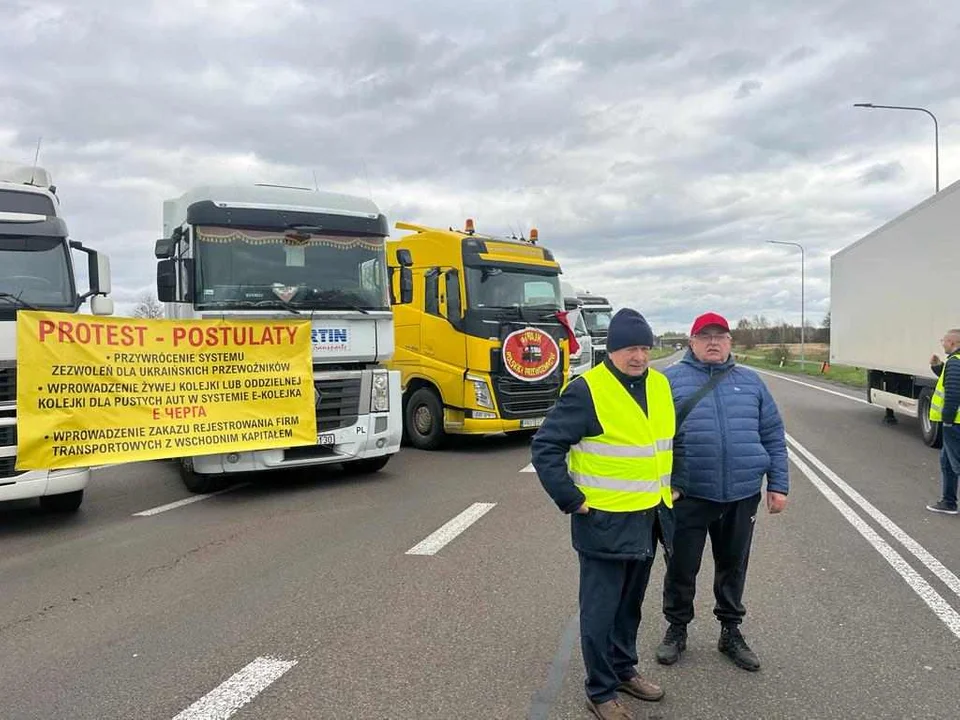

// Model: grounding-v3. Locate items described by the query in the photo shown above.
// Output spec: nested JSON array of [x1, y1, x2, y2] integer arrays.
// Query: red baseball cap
[[690, 311, 730, 336]]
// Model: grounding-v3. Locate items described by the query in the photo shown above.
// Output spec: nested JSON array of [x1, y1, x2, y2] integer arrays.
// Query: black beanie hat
[[606, 308, 655, 351]]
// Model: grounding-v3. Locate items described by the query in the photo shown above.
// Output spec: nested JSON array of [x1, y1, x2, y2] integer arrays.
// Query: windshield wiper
[[200, 298, 301, 315], [300, 289, 371, 315], [0, 292, 39, 310]]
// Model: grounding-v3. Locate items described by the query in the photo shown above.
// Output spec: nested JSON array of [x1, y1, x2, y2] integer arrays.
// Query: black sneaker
[[655, 624, 687, 665], [926, 500, 959, 515], [718, 625, 760, 671]]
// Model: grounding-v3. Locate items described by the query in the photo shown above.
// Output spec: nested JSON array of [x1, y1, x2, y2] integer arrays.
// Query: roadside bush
[[765, 344, 791, 365]]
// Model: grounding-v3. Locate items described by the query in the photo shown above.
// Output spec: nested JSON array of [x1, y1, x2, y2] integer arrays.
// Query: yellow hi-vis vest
[[930, 352, 960, 423], [568, 363, 675, 512]]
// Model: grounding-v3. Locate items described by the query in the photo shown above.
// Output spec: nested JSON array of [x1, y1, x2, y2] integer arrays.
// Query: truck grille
[[0, 425, 16, 447], [493, 374, 563, 419], [0, 456, 19, 479], [0, 368, 15, 403], [315, 377, 362, 432]]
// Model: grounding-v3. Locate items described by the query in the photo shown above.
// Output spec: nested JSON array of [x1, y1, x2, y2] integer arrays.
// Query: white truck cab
[[155, 184, 406, 493], [0, 164, 113, 512]]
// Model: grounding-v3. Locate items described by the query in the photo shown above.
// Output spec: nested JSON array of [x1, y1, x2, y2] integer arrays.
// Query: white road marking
[[520, 463, 536, 473], [788, 449, 960, 639], [406, 502, 497, 556], [750, 366, 871, 406], [787, 434, 960, 601], [172, 655, 297, 720], [133, 484, 250, 517]]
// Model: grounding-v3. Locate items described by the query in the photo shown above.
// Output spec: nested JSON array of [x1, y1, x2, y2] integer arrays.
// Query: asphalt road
[[2, 354, 959, 719]]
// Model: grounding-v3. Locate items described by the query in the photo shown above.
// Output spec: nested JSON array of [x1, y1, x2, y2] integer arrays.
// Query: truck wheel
[[345, 455, 391, 474], [918, 388, 943, 448], [405, 388, 446, 450], [39, 490, 83, 513], [179, 457, 225, 494]]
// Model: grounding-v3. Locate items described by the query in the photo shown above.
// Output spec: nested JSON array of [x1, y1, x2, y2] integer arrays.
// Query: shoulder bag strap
[[676, 366, 735, 427]]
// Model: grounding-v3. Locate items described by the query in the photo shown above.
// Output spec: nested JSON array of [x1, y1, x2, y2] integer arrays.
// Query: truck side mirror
[[88, 251, 112, 295], [157, 259, 177, 302], [396, 248, 413, 267], [90, 295, 114, 316], [444, 269, 462, 325], [399, 267, 413, 304], [155, 238, 176, 259]]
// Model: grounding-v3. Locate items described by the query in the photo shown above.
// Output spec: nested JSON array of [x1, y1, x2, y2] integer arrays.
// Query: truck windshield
[[465, 266, 562, 311], [0, 236, 75, 311], [582, 308, 612, 333], [195, 226, 389, 311]]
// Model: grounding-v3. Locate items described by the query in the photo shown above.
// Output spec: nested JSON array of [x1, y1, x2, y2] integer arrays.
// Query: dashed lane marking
[[133, 484, 250, 517], [406, 502, 497, 556], [172, 655, 298, 720]]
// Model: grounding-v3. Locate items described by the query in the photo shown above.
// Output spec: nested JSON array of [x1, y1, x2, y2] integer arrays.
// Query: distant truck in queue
[[560, 282, 593, 379], [0, 164, 113, 512], [831, 177, 960, 447], [155, 184, 409, 492], [576, 290, 613, 366], [386, 220, 571, 449]]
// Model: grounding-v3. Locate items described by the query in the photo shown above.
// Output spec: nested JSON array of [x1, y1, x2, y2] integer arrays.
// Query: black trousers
[[578, 552, 655, 703], [662, 493, 761, 627]]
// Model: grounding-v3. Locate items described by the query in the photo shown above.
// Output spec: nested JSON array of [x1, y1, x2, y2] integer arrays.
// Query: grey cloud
[[860, 161, 906, 185], [735, 80, 763, 99], [779, 46, 818, 65]]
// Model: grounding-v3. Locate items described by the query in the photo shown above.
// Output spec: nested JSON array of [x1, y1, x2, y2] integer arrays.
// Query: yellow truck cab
[[387, 219, 570, 449]]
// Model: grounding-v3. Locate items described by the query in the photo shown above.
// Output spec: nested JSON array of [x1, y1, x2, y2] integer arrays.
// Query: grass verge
[[735, 353, 867, 389], [649, 347, 677, 361]]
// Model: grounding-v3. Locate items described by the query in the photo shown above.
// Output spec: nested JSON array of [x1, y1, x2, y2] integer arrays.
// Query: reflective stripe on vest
[[568, 363, 675, 512], [930, 352, 960, 423]]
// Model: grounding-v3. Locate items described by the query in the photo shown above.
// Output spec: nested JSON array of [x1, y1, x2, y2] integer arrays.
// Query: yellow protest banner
[[15, 311, 317, 470]]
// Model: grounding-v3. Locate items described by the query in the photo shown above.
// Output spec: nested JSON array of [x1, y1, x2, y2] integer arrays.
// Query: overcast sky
[[3, 0, 958, 333]]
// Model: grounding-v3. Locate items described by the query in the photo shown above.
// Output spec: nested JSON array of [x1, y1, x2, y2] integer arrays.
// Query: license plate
[[521, 417, 544, 428], [318, 433, 336, 446]]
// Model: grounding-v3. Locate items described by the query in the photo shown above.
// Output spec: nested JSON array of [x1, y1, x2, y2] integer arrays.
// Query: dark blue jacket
[[531, 360, 672, 560], [932, 355, 960, 425], [664, 350, 788, 502]]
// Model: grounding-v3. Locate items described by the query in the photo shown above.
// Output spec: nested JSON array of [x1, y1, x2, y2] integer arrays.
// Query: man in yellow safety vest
[[927, 328, 960, 515], [532, 308, 677, 720]]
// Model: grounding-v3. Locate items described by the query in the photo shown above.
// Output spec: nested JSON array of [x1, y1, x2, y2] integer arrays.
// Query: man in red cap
[[655, 311, 788, 672]]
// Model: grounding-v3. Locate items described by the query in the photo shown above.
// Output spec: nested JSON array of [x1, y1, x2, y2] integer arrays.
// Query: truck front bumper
[[191, 383, 403, 476], [444, 411, 545, 436], [0, 466, 89, 503]]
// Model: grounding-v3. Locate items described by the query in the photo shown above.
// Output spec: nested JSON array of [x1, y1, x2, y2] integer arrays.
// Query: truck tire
[[179, 457, 226, 494], [405, 387, 446, 450], [39, 490, 83, 513], [918, 387, 943, 448], [345, 455, 391, 474]]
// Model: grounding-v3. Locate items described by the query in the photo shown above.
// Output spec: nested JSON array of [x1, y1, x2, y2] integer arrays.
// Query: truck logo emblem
[[311, 327, 350, 352], [272, 285, 299, 302], [502, 327, 560, 382]]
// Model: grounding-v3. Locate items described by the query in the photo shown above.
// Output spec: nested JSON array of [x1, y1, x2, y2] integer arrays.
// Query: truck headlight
[[467, 374, 493, 409], [372, 372, 389, 412]]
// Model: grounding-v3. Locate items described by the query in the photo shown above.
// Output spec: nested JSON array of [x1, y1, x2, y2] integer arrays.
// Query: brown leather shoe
[[617, 674, 664, 702], [585, 697, 635, 720]]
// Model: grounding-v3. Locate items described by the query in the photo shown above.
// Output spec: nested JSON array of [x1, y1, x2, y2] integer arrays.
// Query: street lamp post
[[853, 103, 940, 193], [767, 240, 805, 369]]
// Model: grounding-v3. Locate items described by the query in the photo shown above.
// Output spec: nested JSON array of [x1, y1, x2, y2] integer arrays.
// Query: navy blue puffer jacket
[[664, 351, 789, 502]]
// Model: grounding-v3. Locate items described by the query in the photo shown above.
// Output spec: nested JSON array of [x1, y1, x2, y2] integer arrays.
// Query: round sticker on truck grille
[[502, 327, 560, 382]]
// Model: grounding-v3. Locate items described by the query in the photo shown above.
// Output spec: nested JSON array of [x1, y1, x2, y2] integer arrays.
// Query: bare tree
[[132, 291, 164, 319]]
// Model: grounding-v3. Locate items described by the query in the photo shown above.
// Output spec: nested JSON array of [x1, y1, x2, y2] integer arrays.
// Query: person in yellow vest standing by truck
[[532, 308, 677, 720], [927, 328, 960, 515]]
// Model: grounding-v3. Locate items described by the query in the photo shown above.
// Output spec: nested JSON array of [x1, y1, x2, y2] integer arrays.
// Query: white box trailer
[[830, 177, 960, 447]]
